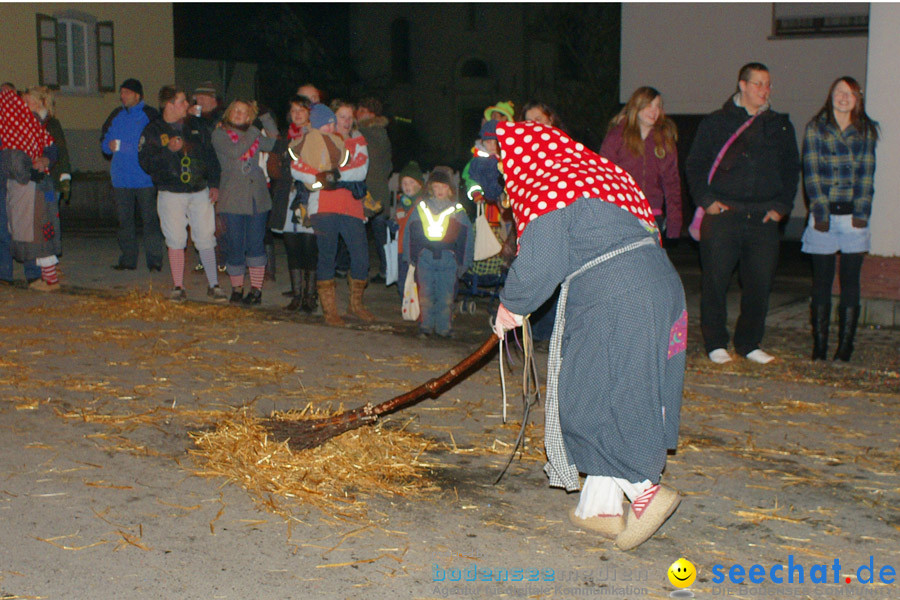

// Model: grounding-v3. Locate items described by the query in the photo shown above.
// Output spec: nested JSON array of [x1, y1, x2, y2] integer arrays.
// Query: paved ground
[[0, 232, 898, 600]]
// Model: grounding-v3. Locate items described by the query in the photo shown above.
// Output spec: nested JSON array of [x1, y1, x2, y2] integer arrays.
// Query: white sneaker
[[745, 349, 775, 364], [708, 348, 732, 364]]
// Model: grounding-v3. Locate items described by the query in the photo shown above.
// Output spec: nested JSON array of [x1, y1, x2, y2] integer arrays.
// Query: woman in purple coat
[[600, 87, 683, 240]]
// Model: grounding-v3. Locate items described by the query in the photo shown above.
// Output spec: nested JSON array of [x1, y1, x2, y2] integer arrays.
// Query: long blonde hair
[[609, 86, 677, 158]]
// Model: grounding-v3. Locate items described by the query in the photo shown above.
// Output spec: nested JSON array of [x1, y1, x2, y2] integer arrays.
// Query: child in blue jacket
[[403, 168, 473, 338]]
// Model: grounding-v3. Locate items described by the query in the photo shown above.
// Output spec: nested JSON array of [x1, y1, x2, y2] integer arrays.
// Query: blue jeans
[[370, 213, 391, 277], [223, 211, 269, 274], [114, 187, 164, 268], [0, 172, 11, 281], [312, 213, 369, 281], [416, 251, 458, 336]]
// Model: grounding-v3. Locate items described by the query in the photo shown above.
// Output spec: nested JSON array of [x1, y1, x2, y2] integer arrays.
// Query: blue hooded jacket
[[100, 100, 158, 188]]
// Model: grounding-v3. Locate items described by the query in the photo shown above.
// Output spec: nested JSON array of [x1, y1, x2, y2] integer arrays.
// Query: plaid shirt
[[802, 114, 877, 225]]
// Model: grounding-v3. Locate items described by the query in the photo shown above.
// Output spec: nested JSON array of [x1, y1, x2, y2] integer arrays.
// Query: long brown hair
[[813, 76, 879, 141], [609, 86, 677, 158]]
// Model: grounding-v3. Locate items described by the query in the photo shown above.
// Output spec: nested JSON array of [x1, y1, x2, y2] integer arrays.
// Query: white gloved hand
[[493, 303, 523, 339]]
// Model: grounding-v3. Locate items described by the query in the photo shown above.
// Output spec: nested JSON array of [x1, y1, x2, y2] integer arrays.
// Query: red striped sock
[[168, 248, 185, 288], [41, 265, 58, 285], [248, 266, 264, 290], [229, 274, 243, 289]]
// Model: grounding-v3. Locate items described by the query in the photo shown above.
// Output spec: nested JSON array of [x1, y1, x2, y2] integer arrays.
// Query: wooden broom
[[264, 335, 499, 450]]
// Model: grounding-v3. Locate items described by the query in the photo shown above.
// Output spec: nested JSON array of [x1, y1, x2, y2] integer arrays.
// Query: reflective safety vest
[[417, 202, 464, 241]]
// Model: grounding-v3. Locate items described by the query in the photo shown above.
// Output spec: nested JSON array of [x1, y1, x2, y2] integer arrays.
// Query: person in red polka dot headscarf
[[492, 120, 688, 551], [1, 88, 62, 291]]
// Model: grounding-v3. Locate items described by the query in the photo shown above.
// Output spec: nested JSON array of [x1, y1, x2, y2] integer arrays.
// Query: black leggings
[[810, 252, 864, 308], [283, 232, 318, 271]]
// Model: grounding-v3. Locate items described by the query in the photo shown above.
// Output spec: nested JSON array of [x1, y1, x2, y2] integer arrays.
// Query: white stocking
[[575, 476, 654, 518]]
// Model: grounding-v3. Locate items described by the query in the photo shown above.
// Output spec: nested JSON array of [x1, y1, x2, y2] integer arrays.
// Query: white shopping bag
[[473, 202, 502, 261], [384, 226, 398, 286], [401, 265, 419, 321]]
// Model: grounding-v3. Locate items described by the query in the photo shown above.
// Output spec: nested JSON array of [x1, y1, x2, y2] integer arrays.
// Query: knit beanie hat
[[310, 103, 337, 130], [426, 166, 453, 189], [484, 101, 515, 122], [479, 120, 498, 141], [398, 161, 425, 187], [120, 78, 143, 97], [193, 81, 217, 97]]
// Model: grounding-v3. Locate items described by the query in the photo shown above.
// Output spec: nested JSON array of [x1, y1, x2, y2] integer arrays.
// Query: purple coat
[[600, 122, 683, 238]]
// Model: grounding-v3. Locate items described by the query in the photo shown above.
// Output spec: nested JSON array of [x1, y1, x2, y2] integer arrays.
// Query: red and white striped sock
[[41, 265, 58, 285], [248, 266, 264, 290], [168, 248, 185, 288], [229, 274, 243, 289]]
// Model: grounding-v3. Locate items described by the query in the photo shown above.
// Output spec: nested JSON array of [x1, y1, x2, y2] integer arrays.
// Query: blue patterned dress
[[500, 199, 686, 487]]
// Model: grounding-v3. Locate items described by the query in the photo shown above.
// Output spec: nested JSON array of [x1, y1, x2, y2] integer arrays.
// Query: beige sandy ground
[[0, 235, 898, 600]]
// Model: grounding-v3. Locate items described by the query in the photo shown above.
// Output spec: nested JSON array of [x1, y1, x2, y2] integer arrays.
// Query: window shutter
[[36, 13, 60, 88], [96, 21, 115, 92]]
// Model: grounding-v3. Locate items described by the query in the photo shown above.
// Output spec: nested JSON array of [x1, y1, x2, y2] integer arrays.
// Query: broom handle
[[264, 335, 501, 449], [370, 335, 500, 417]]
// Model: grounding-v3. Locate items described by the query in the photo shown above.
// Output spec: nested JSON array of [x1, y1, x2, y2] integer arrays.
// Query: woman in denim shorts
[[801, 76, 879, 362]]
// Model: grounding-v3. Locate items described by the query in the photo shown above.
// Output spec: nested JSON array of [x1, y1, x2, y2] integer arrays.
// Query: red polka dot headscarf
[[0, 89, 54, 164], [495, 121, 658, 238]]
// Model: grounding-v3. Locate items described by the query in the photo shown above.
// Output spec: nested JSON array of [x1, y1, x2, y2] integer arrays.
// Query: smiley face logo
[[668, 558, 697, 588]]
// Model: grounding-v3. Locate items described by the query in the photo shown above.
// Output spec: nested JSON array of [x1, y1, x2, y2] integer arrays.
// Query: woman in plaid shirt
[[801, 76, 879, 362]]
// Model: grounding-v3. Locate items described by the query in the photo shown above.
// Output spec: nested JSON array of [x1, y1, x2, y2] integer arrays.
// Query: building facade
[[1, 3, 175, 173]]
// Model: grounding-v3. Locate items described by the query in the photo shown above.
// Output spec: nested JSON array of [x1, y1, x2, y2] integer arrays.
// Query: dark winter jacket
[[357, 115, 392, 211], [42, 117, 70, 193], [403, 196, 474, 277], [101, 100, 158, 188], [685, 96, 800, 216], [194, 109, 223, 187], [138, 116, 217, 194]]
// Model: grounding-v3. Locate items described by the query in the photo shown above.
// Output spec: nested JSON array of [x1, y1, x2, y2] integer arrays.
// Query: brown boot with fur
[[348, 277, 375, 321], [317, 279, 345, 326]]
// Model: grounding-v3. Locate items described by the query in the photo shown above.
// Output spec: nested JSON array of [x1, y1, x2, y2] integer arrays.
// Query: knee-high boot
[[285, 268, 303, 311], [301, 269, 317, 314], [348, 277, 375, 321], [834, 305, 860, 362], [810, 302, 831, 360], [317, 279, 344, 326]]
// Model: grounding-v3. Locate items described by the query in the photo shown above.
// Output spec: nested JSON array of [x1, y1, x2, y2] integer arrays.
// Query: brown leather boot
[[348, 277, 375, 321], [317, 279, 345, 326]]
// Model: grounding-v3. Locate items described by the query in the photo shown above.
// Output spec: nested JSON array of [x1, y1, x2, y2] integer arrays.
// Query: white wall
[[621, 3, 869, 228], [865, 3, 900, 257]]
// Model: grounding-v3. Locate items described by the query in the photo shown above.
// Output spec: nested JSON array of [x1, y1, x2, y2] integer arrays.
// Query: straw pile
[[189, 407, 440, 521], [75, 288, 249, 324]]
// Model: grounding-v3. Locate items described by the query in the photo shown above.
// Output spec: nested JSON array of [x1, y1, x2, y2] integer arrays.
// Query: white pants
[[575, 476, 653, 518], [157, 188, 216, 250]]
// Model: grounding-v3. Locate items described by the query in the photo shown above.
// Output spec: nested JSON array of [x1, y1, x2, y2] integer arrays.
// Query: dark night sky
[[172, 3, 349, 62]]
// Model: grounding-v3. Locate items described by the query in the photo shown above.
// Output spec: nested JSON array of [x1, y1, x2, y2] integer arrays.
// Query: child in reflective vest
[[402, 167, 474, 338]]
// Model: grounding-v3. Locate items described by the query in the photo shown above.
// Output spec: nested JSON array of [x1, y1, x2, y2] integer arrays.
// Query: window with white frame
[[58, 17, 90, 92], [36, 13, 115, 94]]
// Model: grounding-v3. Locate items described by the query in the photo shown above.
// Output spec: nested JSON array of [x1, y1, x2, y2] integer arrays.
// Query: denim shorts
[[801, 214, 870, 255]]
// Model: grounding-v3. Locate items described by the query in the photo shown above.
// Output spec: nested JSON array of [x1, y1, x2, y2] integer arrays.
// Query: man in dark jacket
[[685, 62, 800, 365], [356, 97, 393, 283], [138, 85, 226, 302], [101, 78, 164, 271], [189, 82, 225, 274]]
